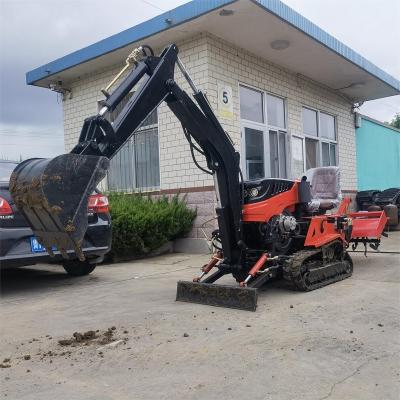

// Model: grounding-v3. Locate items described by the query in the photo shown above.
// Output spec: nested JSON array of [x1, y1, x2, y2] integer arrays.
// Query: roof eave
[[26, 0, 400, 99], [252, 0, 399, 94], [25, 0, 236, 85]]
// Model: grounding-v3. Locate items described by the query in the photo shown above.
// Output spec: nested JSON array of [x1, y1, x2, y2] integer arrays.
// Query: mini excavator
[[10, 44, 388, 311]]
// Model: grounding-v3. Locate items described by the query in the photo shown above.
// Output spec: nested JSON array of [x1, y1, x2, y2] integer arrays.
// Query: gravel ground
[[1, 232, 399, 400]]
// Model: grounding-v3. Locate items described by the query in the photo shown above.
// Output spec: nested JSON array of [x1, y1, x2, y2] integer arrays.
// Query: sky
[[0, 0, 399, 161]]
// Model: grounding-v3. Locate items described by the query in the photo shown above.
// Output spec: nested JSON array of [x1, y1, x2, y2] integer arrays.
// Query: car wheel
[[62, 260, 97, 276]]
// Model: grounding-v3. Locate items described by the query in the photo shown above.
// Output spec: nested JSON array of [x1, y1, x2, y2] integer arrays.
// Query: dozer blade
[[176, 281, 258, 311], [9, 153, 110, 260]]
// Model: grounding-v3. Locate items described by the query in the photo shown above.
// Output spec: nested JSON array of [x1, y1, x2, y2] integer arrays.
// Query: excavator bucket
[[9, 154, 110, 260]]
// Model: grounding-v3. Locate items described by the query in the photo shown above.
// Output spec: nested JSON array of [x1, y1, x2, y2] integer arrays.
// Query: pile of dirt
[[58, 327, 118, 347], [1, 326, 128, 371], [38, 349, 72, 361], [0, 358, 11, 368]]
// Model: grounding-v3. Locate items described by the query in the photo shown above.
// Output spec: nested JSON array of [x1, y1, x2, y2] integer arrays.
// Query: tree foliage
[[389, 113, 400, 129]]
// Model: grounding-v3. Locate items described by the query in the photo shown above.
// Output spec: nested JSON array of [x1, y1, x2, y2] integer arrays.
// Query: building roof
[[26, 0, 400, 102], [360, 114, 400, 133]]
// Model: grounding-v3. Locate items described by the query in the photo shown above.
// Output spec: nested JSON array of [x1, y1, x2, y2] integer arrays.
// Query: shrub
[[108, 193, 196, 258]]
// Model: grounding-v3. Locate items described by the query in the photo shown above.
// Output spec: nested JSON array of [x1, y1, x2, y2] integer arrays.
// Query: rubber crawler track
[[283, 245, 353, 292]]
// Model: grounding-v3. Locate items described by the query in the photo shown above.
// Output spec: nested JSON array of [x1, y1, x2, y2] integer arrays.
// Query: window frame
[[239, 83, 288, 180], [241, 122, 268, 180], [300, 105, 338, 170], [268, 129, 287, 179], [302, 106, 319, 137], [239, 85, 265, 124], [291, 134, 306, 177]]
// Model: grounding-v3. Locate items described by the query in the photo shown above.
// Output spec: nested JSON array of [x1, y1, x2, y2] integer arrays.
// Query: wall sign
[[217, 83, 234, 119]]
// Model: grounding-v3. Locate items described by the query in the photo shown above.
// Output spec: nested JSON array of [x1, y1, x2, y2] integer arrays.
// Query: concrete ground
[[1, 233, 399, 400]]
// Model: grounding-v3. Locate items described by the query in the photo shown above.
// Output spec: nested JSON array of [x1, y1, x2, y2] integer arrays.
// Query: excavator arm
[[10, 44, 244, 264]]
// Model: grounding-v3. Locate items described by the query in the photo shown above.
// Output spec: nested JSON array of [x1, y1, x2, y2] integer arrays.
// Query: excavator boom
[[10, 44, 243, 264]]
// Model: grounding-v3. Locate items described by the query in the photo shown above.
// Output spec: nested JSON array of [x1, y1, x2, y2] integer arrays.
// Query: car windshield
[[0, 162, 17, 182]]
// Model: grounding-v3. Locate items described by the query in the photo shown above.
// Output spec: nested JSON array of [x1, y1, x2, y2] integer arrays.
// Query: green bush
[[108, 193, 196, 258]]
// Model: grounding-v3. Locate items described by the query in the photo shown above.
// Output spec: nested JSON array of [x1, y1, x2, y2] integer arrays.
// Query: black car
[[0, 160, 111, 275]]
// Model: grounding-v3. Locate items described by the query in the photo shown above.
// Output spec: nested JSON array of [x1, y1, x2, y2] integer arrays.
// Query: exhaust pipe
[[10, 153, 109, 260]]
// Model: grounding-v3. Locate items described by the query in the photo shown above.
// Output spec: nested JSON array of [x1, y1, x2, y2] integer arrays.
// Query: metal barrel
[[176, 281, 258, 311], [9, 153, 110, 260]]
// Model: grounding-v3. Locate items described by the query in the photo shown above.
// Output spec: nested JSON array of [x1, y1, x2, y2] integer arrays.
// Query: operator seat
[[305, 166, 341, 212]]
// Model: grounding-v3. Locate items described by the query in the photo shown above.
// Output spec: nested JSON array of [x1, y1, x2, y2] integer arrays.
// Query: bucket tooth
[[176, 281, 258, 311]]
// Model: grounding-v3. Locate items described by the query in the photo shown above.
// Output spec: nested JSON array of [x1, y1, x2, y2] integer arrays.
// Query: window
[[305, 138, 318, 170], [266, 94, 285, 129], [269, 130, 287, 178], [302, 107, 318, 137], [291, 136, 304, 179], [240, 86, 264, 123], [102, 93, 160, 192], [244, 127, 265, 180], [300, 107, 337, 170], [319, 112, 336, 167], [321, 142, 336, 167], [240, 85, 287, 179], [320, 112, 336, 140]]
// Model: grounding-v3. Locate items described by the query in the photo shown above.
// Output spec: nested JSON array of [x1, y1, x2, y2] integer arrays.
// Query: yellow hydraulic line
[[101, 46, 145, 96]]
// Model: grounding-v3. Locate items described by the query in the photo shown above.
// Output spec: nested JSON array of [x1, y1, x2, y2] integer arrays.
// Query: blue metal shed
[[356, 115, 400, 190]]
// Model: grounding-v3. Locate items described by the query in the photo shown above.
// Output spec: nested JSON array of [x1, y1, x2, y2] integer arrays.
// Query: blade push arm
[[72, 44, 243, 264]]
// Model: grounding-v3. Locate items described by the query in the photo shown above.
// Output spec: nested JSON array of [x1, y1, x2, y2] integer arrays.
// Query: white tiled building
[[27, 0, 399, 245]]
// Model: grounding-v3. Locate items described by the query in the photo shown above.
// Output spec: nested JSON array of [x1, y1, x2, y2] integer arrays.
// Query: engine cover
[[243, 178, 294, 204]]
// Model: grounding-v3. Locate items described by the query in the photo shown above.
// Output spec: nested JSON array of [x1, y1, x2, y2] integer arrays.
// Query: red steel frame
[[242, 180, 387, 249], [199, 182, 388, 287], [349, 211, 388, 239]]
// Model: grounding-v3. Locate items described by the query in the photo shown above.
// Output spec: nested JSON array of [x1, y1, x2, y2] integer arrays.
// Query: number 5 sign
[[217, 83, 234, 119]]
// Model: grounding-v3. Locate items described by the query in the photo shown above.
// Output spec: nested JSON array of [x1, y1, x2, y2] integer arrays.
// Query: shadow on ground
[[0, 266, 95, 297]]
